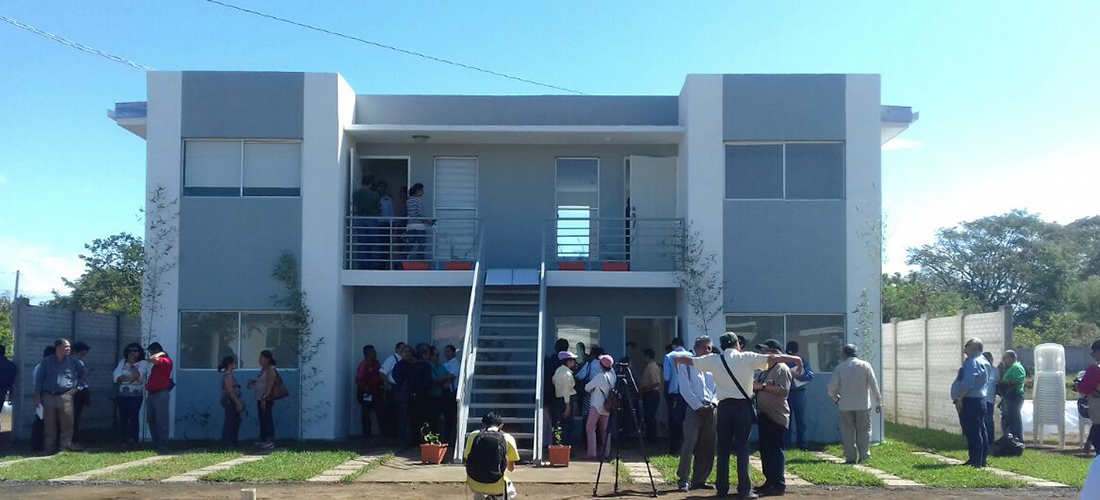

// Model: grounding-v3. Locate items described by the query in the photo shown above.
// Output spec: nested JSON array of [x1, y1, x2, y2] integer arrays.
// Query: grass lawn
[[204, 448, 358, 482], [785, 449, 883, 486], [0, 455, 26, 463], [887, 422, 1091, 488], [0, 450, 156, 481], [339, 453, 394, 483], [650, 453, 766, 486], [823, 440, 1024, 488], [97, 451, 242, 481]]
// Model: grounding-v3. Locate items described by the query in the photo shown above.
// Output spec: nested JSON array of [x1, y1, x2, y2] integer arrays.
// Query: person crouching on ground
[[585, 354, 616, 460], [464, 412, 520, 500]]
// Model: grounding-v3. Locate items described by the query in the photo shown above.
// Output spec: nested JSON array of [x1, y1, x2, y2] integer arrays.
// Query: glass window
[[240, 313, 299, 369], [724, 315, 784, 351], [555, 317, 600, 366], [432, 316, 467, 353], [784, 143, 844, 200], [725, 145, 783, 199], [179, 312, 240, 369], [243, 142, 301, 196], [183, 141, 242, 196], [786, 315, 845, 372]]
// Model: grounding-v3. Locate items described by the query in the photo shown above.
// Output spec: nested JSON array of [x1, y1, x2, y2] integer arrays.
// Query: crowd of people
[[545, 333, 880, 499], [350, 176, 436, 269], [354, 341, 462, 447], [949, 339, 1028, 468]]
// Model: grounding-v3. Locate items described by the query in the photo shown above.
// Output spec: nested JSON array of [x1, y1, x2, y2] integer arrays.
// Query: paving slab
[[50, 455, 172, 482], [162, 455, 266, 483], [748, 455, 810, 486], [358, 453, 600, 483], [307, 454, 385, 483], [911, 451, 1070, 488], [0, 455, 57, 468], [811, 451, 923, 487]]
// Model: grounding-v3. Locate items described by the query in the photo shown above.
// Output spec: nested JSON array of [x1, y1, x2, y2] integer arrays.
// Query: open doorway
[[624, 317, 677, 436], [356, 157, 410, 216]]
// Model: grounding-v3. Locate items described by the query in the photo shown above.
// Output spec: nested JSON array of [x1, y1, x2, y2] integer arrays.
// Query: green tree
[[907, 210, 1075, 325], [881, 272, 979, 322], [0, 294, 12, 356], [46, 232, 143, 317], [1012, 311, 1099, 348], [1067, 216, 1100, 278], [1069, 275, 1100, 326]]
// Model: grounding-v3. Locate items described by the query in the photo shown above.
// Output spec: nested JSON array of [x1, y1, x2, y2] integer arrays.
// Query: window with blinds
[[434, 157, 478, 260]]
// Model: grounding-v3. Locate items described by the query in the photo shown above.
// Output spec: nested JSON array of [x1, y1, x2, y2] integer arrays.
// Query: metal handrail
[[533, 236, 549, 462], [544, 217, 685, 271], [453, 226, 486, 461], [345, 216, 480, 270]]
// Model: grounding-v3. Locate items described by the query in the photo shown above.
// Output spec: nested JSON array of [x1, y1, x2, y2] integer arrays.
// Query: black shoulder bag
[[719, 354, 758, 424]]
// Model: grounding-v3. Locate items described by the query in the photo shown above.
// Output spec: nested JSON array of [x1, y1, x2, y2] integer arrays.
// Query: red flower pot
[[420, 443, 449, 464], [548, 445, 571, 467], [445, 261, 474, 271], [557, 262, 586, 271], [601, 262, 630, 272], [402, 261, 431, 270]]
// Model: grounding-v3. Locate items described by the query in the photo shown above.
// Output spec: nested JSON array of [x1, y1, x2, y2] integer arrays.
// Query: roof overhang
[[109, 102, 148, 139], [345, 124, 685, 145], [881, 105, 918, 145]]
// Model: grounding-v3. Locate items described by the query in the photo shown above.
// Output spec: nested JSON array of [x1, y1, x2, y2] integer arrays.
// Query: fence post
[[1001, 305, 1014, 349], [921, 313, 930, 429], [11, 298, 29, 440], [890, 317, 899, 424]]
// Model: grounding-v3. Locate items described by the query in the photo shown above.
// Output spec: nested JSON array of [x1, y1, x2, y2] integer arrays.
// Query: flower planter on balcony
[[402, 261, 431, 271], [419, 443, 449, 465], [601, 262, 630, 272], [548, 445, 571, 467], [445, 261, 474, 271], [557, 262, 586, 271]]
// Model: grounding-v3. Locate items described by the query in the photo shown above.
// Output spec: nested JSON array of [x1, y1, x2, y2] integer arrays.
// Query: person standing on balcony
[[352, 175, 381, 269], [784, 341, 814, 451], [663, 337, 691, 455], [375, 181, 395, 268], [403, 183, 433, 264]]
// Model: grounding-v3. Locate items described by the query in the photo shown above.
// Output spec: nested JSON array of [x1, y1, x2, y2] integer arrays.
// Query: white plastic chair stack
[[1032, 343, 1066, 448]]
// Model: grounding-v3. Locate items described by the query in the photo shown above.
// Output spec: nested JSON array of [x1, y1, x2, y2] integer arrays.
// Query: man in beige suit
[[827, 344, 881, 463]]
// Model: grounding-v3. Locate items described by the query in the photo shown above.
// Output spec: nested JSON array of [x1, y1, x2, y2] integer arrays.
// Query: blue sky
[[1, 0, 1099, 302]]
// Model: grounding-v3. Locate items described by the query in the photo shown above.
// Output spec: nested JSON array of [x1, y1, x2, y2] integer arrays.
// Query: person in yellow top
[[464, 412, 520, 500]]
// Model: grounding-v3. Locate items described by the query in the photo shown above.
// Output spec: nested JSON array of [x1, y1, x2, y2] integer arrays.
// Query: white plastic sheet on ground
[[1020, 400, 1088, 439]]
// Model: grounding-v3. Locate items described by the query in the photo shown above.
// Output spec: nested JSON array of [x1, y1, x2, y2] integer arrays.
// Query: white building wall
[[300, 73, 356, 439], [844, 74, 884, 441], [677, 75, 725, 340], [143, 71, 183, 439]]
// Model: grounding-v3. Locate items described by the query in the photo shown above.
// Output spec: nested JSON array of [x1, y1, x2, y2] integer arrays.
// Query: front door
[[349, 314, 408, 436], [624, 317, 678, 436], [626, 156, 678, 271]]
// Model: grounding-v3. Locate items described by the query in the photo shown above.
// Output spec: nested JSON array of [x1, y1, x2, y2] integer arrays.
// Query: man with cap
[[551, 350, 579, 449], [828, 344, 882, 464], [754, 339, 794, 496], [676, 333, 803, 500]]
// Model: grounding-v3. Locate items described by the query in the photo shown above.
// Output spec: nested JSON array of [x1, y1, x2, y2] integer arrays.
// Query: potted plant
[[601, 261, 629, 272], [419, 425, 449, 465], [548, 426, 571, 467]]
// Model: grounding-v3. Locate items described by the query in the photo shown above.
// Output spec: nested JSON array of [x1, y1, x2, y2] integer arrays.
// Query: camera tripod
[[593, 362, 658, 498]]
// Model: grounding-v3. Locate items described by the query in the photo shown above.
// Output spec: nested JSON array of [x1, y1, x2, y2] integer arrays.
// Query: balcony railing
[[543, 217, 685, 272], [345, 216, 481, 271]]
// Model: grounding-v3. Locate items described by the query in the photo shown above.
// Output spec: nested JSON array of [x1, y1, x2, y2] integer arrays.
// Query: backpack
[[465, 431, 507, 485], [990, 433, 1025, 457], [1075, 372, 1091, 419], [602, 386, 620, 413]]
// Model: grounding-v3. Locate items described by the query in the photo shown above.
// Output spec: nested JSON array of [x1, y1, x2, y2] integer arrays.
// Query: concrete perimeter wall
[[881, 307, 1011, 434], [10, 298, 142, 440]]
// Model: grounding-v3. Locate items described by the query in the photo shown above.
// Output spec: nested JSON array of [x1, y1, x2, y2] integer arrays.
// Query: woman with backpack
[[584, 354, 616, 460], [248, 350, 279, 450]]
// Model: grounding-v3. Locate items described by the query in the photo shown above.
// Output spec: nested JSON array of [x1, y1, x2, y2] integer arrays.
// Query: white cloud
[[0, 236, 86, 304], [882, 138, 924, 152]]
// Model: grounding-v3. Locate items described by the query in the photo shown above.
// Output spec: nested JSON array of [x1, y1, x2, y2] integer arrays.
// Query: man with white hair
[[951, 338, 992, 467], [827, 344, 881, 464]]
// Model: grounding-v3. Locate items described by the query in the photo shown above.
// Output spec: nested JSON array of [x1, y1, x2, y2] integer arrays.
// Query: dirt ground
[[0, 483, 1081, 500]]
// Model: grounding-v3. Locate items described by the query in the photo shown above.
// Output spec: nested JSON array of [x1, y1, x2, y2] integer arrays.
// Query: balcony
[[343, 216, 481, 285], [542, 216, 684, 287]]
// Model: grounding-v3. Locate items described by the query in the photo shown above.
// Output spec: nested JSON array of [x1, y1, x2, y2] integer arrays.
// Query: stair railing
[[533, 225, 550, 462], [453, 227, 486, 461]]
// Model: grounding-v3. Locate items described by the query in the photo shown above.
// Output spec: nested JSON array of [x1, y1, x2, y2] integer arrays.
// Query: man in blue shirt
[[33, 338, 85, 454], [951, 338, 991, 467], [784, 341, 815, 450], [663, 337, 690, 454]]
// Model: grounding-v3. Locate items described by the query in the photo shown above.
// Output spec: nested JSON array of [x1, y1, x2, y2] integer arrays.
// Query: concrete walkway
[[162, 455, 267, 483], [748, 455, 810, 486], [358, 451, 601, 483], [810, 451, 922, 487], [50, 455, 173, 482], [910, 451, 1070, 488], [307, 454, 386, 483], [0, 455, 56, 468]]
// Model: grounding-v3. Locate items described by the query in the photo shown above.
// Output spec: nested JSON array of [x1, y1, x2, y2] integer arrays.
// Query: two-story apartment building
[[111, 71, 915, 459]]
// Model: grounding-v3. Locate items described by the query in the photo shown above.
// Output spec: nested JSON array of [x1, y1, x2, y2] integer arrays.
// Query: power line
[[198, 0, 585, 95], [0, 14, 152, 71]]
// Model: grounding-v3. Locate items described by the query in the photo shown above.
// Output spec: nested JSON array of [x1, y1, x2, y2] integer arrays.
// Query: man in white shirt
[[379, 341, 406, 437], [676, 335, 718, 492], [827, 344, 882, 464], [676, 333, 803, 500]]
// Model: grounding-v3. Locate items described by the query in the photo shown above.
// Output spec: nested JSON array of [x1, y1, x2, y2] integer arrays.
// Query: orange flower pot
[[420, 443, 449, 464], [601, 262, 630, 272], [402, 261, 431, 270], [445, 261, 474, 271], [548, 445, 571, 467], [557, 262, 586, 271]]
